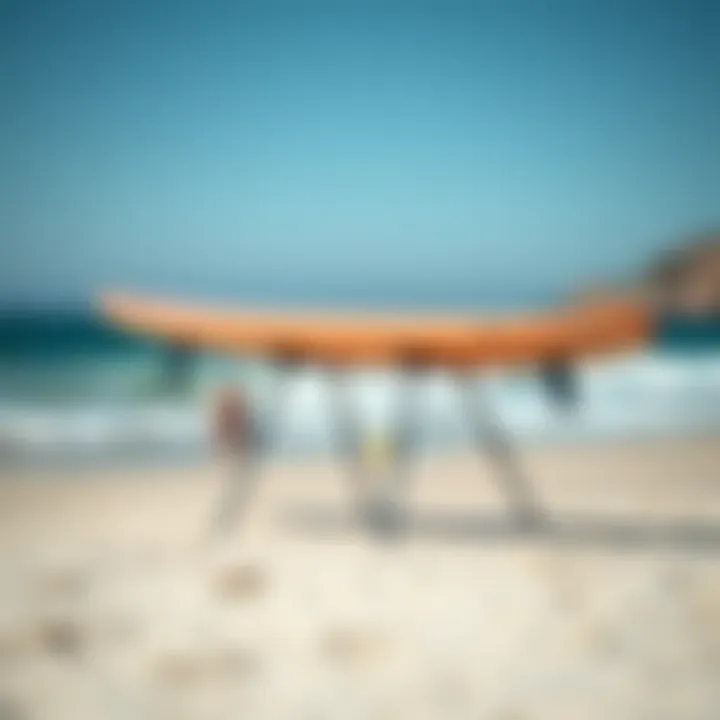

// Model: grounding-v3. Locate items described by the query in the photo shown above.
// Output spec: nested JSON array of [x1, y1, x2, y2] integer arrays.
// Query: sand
[[1, 437, 720, 719]]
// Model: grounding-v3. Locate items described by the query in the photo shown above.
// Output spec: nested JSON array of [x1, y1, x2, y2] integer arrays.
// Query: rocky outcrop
[[574, 233, 720, 316], [642, 233, 720, 315]]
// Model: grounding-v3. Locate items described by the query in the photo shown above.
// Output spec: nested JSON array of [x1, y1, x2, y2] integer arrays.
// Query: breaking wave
[[2, 350, 720, 466]]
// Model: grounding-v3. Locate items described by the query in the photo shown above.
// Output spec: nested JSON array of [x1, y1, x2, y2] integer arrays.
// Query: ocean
[[2, 308, 720, 468]]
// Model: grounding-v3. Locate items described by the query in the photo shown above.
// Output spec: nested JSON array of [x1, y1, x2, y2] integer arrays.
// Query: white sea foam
[[1, 351, 720, 460]]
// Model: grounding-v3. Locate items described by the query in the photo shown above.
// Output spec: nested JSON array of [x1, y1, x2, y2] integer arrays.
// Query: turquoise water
[[2, 309, 720, 467]]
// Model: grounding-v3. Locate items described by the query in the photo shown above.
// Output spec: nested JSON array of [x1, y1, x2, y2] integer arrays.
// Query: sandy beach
[[1, 436, 720, 719]]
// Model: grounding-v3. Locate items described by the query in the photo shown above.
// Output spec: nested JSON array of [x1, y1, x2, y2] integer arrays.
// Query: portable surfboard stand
[[98, 291, 652, 538], [210, 362, 543, 539]]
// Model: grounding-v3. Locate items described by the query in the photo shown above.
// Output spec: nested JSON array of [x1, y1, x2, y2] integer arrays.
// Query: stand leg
[[364, 370, 423, 536], [325, 367, 367, 524], [211, 443, 264, 536], [457, 373, 543, 526], [209, 368, 295, 536]]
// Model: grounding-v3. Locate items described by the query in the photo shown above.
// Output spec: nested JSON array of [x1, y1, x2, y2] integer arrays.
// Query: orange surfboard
[[98, 292, 652, 368]]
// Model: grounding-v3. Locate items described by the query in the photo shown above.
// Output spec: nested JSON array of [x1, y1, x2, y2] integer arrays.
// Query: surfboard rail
[[98, 292, 653, 368]]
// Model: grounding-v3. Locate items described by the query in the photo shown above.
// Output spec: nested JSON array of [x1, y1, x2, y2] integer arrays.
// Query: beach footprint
[[320, 625, 388, 670], [211, 563, 267, 602], [35, 616, 86, 659]]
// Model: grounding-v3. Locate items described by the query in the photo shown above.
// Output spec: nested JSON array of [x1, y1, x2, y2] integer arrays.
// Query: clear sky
[[1, 0, 719, 308]]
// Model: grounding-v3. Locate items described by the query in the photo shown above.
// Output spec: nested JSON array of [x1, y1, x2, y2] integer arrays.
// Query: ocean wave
[[2, 351, 720, 461]]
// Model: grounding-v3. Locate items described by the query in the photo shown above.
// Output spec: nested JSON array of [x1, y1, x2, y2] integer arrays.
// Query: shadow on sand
[[282, 503, 720, 553]]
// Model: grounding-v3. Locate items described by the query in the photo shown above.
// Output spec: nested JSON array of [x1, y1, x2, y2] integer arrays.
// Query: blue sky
[[1, 0, 719, 307]]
